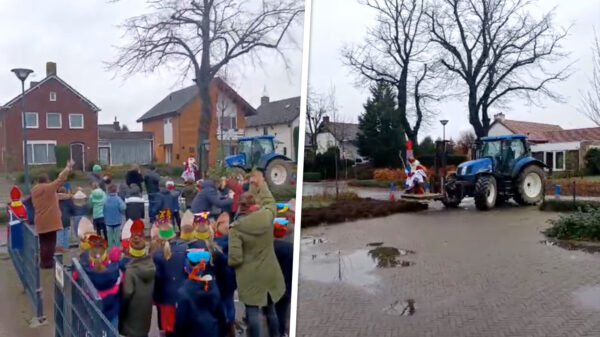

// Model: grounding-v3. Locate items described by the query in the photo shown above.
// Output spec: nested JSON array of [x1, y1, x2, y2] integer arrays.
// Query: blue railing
[[7, 212, 46, 326], [54, 255, 119, 337]]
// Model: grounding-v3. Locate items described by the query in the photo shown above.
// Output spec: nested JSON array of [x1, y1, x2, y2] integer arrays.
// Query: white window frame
[[49, 91, 57, 101], [24, 140, 57, 165], [69, 114, 84, 129], [46, 112, 62, 129], [22, 112, 39, 129], [539, 150, 566, 171]]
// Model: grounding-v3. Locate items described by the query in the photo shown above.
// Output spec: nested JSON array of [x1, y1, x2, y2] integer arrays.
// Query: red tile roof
[[542, 127, 600, 143], [497, 119, 563, 142]]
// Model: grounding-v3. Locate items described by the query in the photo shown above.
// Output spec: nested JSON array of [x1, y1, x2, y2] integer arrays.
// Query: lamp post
[[440, 119, 449, 193], [11, 68, 34, 194]]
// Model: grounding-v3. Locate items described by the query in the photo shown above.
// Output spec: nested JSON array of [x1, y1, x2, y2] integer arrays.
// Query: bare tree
[[456, 129, 476, 155], [342, 0, 438, 145], [109, 0, 303, 165], [429, 0, 571, 138], [580, 31, 600, 126], [306, 86, 328, 153]]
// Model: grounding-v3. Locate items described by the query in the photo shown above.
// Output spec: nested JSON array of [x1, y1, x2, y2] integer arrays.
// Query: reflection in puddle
[[383, 299, 416, 316], [368, 247, 415, 268], [301, 245, 415, 292], [302, 236, 327, 245], [367, 242, 384, 247], [573, 286, 600, 311]]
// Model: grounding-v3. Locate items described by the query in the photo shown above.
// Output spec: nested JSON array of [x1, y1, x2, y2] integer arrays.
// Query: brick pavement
[[296, 202, 600, 337]]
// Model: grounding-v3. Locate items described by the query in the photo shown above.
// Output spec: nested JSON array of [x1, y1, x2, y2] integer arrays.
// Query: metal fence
[[7, 215, 46, 326], [54, 255, 120, 337]]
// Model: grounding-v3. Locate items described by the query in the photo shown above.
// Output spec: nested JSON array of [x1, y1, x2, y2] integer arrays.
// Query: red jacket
[[226, 179, 243, 213]]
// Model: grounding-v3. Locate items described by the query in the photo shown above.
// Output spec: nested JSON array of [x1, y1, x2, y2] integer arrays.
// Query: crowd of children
[[64, 171, 293, 337]]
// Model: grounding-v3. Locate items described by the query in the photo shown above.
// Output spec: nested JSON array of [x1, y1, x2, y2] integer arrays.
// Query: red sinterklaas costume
[[7, 186, 27, 223]]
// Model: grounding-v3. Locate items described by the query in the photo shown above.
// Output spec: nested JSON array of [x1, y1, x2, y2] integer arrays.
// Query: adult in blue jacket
[[190, 180, 233, 216]]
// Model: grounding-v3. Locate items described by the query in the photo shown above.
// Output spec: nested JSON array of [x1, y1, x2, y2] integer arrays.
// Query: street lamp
[[11, 68, 34, 194], [440, 119, 449, 193]]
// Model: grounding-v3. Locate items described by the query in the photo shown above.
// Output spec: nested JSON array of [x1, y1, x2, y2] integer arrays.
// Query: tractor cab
[[224, 135, 294, 186], [472, 135, 530, 175], [230, 135, 277, 170]]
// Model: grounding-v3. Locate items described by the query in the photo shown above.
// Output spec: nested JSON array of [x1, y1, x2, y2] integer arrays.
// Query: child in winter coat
[[57, 187, 74, 252], [273, 222, 293, 337], [71, 189, 88, 241], [174, 250, 223, 337], [119, 220, 155, 337], [104, 184, 126, 249], [213, 212, 238, 337], [125, 185, 145, 221], [165, 181, 182, 231], [89, 182, 107, 240], [83, 235, 122, 330], [152, 210, 188, 337]]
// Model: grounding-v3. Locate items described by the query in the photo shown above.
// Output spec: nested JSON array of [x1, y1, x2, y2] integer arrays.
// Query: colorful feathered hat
[[273, 218, 289, 238]]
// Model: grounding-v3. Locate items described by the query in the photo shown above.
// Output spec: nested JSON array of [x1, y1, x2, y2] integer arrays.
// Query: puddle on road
[[301, 246, 415, 292], [383, 299, 416, 316], [367, 242, 384, 247], [368, 247, 416, 268], [573, 286, 600, 311], [540, 239, 600, 254]]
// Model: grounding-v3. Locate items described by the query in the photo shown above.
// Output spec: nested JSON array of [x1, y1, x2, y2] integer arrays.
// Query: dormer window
[[49, 92, 57, 101]]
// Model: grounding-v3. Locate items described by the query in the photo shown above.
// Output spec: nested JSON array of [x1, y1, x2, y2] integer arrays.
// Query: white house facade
[[245, 96, 300, 160]]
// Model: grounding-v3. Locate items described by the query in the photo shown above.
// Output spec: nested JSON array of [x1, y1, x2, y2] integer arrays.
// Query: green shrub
[[585, 148, 600, 175], [54, 145, 70, 168], [303, 172, 322, 182], [545, 206, 600, 241]]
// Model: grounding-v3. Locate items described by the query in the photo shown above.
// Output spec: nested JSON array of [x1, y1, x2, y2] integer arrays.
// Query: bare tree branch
[[580, 29, 600, 126]]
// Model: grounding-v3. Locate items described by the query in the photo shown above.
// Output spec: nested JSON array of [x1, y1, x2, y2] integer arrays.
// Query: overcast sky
[[309, 0, 600, 141], [0, 1, 304, 131]]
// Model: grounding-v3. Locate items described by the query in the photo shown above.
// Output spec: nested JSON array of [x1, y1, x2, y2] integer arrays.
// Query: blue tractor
[[224, 135, 295, 186], [442, 134, 547, 210]]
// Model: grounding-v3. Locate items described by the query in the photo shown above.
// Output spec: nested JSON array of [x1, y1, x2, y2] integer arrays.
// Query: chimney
[[113, 116, 120, 131], [323, 116, 330, 123], [29, 81, 39, 89], [46, 62, 57, 77], [494, 112, 505, 122], [260, 85, 269, 105]]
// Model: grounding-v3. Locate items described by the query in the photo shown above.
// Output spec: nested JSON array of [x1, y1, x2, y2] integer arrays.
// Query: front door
[[70, 143, 84, 171]]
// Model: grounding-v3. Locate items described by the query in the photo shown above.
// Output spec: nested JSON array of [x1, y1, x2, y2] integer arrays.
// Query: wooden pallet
[[400, 193, 443, 201]]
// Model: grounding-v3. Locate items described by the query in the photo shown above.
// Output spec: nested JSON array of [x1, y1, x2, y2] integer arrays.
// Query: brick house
[[488, 113, 600, 172], [0, 62, 100, 171], [137, 77, 255, 172]]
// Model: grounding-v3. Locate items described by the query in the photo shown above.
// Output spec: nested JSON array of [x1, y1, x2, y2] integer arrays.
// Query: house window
[[165, 145, 172, 164], [220, 116, 237, 130], [99, 147, 110, 166], [532, 152, 544, 162], [263, 127, 268, 135], [23, 112, 38, 128], [164, 118, 173, 145], [555, 151, 565, 171], [46, 113, 62, 129], [539, 151, 566, 171], [283, 147, 287, 156], [49, 92, 57, 101], [69, 114, 84, 129], [25, 141, 56, 165]]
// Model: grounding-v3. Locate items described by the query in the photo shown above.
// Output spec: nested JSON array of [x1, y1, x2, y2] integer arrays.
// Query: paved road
[[303, 181, 391, 200], [296, 202, 600, 337]]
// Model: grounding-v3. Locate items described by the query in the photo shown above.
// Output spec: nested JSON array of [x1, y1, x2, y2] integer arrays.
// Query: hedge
[[304, 172, 322, 182]]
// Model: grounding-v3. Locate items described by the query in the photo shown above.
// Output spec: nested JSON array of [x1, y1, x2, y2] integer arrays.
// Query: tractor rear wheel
[[514, 165, 545, 205], [442, 173, 462, 208], [474, 175, 497, 211], [266, 159, 289, 186]]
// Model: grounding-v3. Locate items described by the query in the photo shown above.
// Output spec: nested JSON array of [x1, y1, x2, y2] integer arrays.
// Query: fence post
[[572, 180, 576, 204]]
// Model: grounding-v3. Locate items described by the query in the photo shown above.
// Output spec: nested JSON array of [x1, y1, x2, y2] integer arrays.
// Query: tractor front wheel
[[474, 175, 497, 211], [442, 173, 462, 208], [514, 165, 545, 205], [266, 159, 289, 186]]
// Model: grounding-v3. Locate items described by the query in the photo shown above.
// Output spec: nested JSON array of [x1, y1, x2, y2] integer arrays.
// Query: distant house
[[0, 62, 99, 171], [137, 78, 256, 172], [488, 113, 600, 171], [98, 118, 153, 166], [316, 116, 364, 161], [245, 95, 300, 160]]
